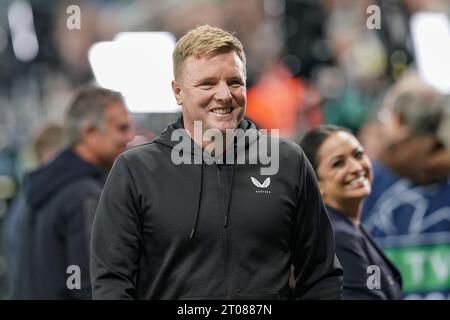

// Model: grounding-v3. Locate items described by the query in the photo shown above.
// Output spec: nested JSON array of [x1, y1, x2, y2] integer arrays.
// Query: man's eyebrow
[[195, 77, 217, 83], [228, 76, 245, 81]]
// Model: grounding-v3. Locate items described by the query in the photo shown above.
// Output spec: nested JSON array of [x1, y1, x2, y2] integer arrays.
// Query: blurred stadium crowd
[[0, 0, 449, 299]]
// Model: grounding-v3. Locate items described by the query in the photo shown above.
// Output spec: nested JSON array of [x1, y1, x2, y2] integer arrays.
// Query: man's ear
[[397, 113, 411, 136], [390, 111, 410, 140], [80, 124, 97, 144], [172, 80, 183, 105]]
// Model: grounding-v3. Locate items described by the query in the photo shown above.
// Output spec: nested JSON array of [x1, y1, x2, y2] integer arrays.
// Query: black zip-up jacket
[[90, 117, 343, 299]]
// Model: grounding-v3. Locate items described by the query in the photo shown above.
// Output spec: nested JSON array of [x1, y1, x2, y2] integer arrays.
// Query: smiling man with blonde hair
[[91, 25, 343, 300]]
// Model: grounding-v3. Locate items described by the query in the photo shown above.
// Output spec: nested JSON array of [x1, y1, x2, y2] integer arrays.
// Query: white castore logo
[[251, 177, 271, 188]]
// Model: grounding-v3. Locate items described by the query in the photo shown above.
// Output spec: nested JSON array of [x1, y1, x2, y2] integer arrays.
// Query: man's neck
[[185, 126, 235, 154], [73, 143, 105, 169]]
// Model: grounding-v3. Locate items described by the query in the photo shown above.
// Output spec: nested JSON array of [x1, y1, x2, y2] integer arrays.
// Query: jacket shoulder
[[277, 137, 303, 154], [122, 141, 162, 156], [119, 141, 167, 164], [113, 142, 171, 180], [50, 177, 103, 213], [271, 137, 305, 166], [329, 214, 361, 246], [62, 176, 103, 195]]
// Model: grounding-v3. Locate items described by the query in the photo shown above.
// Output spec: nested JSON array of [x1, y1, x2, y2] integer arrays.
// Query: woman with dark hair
[[301, 125, 402, 299]]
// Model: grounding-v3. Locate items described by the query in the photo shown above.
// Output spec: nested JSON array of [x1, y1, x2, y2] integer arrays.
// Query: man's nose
[[126, 128, 135, 142], [214, 82, 232, 104]]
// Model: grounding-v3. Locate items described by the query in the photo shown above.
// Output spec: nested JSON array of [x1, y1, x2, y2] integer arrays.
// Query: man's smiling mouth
[[211, 107, 232, 115]]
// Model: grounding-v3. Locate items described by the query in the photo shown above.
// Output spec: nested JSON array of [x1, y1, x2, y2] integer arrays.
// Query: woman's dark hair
[[300, 125, 352, 172]]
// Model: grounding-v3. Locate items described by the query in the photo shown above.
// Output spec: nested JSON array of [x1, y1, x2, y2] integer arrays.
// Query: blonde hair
[[172, 25, 246, 80]]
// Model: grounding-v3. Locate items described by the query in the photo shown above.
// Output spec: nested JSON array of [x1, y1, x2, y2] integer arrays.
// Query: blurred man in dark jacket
[[15, 87, 133, 299], [2, 123, 63, 299]]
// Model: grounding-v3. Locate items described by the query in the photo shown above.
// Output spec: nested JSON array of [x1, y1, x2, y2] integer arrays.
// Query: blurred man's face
[[172, 51, 247, 137], [380, 108, 409, 144], [92, 102, 134, 167]]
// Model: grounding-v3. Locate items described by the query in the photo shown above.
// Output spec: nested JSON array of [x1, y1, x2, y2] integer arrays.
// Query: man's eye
[[229, 81, 243, 88], [199, 84, 213, 89]]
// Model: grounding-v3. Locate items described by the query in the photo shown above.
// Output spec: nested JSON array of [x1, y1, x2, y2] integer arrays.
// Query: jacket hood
[[25, 148, 106, 209], [153, 115, 260, 164]]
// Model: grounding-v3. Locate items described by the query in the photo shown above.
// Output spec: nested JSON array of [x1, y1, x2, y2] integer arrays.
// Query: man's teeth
[[212, 108, 232, 114], [348, 176, 367, 187]]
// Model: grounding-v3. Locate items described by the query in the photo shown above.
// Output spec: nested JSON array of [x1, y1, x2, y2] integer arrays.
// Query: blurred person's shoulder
[[59, 176, 103, 202]]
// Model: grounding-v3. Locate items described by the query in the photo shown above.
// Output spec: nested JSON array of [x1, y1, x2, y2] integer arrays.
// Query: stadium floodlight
[[88, 32, 180, 113], [410, 12, 450, 94]]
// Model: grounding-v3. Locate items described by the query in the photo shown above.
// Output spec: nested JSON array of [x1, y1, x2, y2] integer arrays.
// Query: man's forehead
[[189, 51, 241, 64], [104, 102, 130, 121], [181, 52, 245, 78]]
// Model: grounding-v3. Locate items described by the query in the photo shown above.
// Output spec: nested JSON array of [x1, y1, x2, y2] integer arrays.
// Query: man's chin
[[207, 120, 238, 133]]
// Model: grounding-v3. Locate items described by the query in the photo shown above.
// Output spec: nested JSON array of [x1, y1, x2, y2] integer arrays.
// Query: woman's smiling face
[[316, 131, 373, 208]]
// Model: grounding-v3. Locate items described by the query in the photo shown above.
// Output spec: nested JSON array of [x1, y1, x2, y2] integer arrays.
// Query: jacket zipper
[[217, 165, 233, 299]]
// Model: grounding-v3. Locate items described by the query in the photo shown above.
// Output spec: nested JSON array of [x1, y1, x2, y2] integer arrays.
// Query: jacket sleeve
[[90, 155, 141, 299], [291, 154, 343, 299]]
